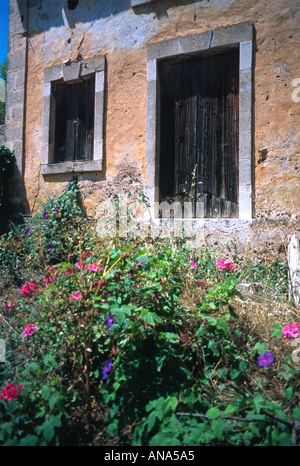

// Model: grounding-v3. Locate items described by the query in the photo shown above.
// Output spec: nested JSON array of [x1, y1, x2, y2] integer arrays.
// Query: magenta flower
[[86, 263, 102, 272], [69, 290, 83, 301], [135, 262, 142, 269], [43, 211, 49, 219], [75, 261, 84, 269], [6, 301, 17, 311], [282, 323, 300, 339], [0, 383, 25, 401], [53, 206, 59, 211], [25, 228, 31, 234], [191, 261, 197, 269], [257, 351, 274, 367], [216, 259, 234, 270], [45, 275, 56, 286], [23, 324, 38, 338], [21, 282, 36, 297]]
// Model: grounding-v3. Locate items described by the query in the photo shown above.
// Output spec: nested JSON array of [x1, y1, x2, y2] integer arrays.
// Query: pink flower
[[23, 324, 38, 338], [75, 261, 84, 269], [6, 301, 17, 311], [69, 290, 83, 301], [21, 282, 36, 297], [216, 259, 234, 270], [0, 383, 25, 401], [45, 275, 56, 286], [86, 263, 102, 272], [135, 262, 142, 269], [282, 323, 300, 339], [191, 261, 197, 269]]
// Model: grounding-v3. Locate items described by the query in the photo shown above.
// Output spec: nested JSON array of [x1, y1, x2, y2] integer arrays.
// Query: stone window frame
[[145, 22, 254, 221], [41, 55, 105, 175], [131, 0, 160, 7]]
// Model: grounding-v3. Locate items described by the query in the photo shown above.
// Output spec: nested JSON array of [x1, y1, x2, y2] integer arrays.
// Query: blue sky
[[0, 0, 9, 65]]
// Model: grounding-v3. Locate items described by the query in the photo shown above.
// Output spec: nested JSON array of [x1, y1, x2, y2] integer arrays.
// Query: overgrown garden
[[0, 176, 299, 446]]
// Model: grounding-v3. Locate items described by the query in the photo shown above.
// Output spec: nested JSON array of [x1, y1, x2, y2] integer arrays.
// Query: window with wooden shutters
[[158, 48, 239, 218], [41, 55, 105, 175], [145, 23, 253, 221], [52, 75, 95, 163]]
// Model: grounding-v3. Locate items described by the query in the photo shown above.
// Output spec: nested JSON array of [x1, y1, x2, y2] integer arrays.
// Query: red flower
[[216, 259, 234, 270], [0, 383, 25, 401], [21, 282, 36, 297]]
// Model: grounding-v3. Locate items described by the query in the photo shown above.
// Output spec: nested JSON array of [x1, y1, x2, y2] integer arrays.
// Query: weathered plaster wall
[[9, 0, 300, 232]]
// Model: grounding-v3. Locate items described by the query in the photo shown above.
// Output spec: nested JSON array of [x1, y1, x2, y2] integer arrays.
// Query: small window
[[51, 76, 95, 163], [159, 49, 239, 218], [41, 55, 105, 175]]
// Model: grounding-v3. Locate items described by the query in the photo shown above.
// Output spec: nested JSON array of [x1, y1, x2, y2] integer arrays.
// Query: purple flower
[[257, 351, 274, 367], [43, 211, 49, 219], [105, 316, 114, 330], [25, 228, 31, 234], [53, 206, 59, 211], [48, 247, 55, 252], [102, 359, 113, 380]]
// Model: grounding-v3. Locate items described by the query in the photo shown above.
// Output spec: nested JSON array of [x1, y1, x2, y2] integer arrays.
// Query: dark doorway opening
[[158, 48, 239, 218]]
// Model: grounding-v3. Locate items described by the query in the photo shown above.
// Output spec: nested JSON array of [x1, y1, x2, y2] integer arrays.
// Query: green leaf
[[39, 415, 61, 443], [211, 418, 225, 440], [206, 406, 221, 420], [217, 318, 229, 333], [155, 355, 167, 372], [252, 342, 268, 356], [41, 385, 52, 401], [271, 323, 283, 339], [19, 435, 38, 446], [252, 394, 265, 414], [163, 332, 178, 343], [223, 403, 237, 416], [110, 303, 131, 324], [163, 396, 178, 413], [285, 386, 295, 401], [141, 310, 163, 325]]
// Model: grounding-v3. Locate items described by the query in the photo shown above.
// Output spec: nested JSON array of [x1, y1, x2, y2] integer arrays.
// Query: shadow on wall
[[17, 0, 200, 36]]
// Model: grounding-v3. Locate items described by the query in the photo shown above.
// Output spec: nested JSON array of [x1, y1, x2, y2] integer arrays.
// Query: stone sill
[[41, 160, 102, 175], [131, 0, 159, 7], [149, 218, 253, 232]]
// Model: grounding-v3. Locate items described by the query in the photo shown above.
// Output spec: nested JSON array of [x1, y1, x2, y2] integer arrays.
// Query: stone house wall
[[4, 0, 300, 256]]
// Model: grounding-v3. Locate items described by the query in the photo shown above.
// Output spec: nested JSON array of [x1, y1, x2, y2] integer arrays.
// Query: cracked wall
[[5, 0, 300, 232]]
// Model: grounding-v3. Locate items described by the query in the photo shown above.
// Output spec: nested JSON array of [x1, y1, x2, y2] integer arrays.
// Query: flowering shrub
[[0, 186, 299, 446]]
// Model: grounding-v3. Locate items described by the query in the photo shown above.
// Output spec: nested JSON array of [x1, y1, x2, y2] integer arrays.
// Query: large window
[[145, 23, 254, 220], [159, 49, 239, 218]]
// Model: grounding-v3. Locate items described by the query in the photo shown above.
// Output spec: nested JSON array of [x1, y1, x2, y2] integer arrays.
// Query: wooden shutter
[[159, 49, 239, 218], [53, 76, 95, 163]]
